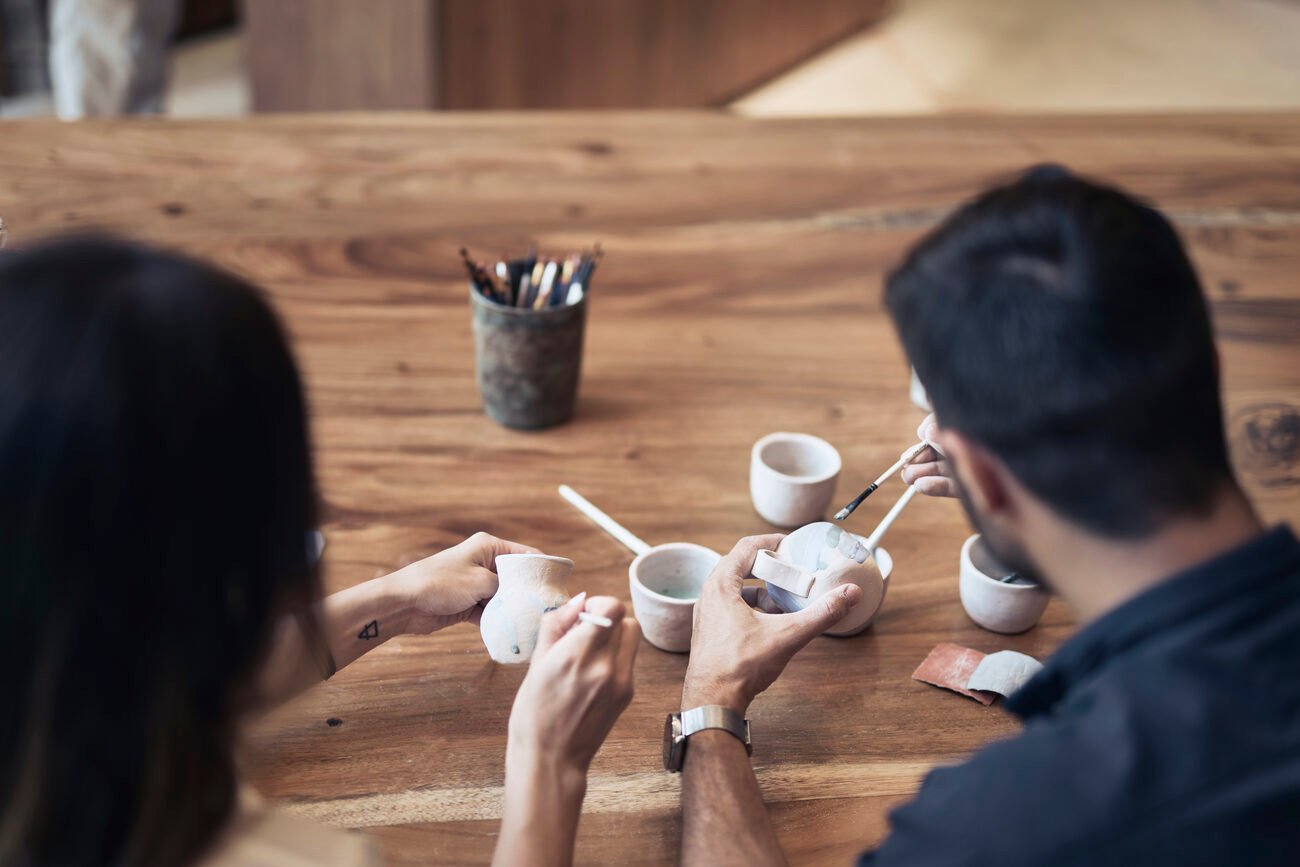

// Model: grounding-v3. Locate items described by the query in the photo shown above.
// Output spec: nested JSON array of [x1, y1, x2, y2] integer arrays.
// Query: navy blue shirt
[[860, 525, 1300, 867]]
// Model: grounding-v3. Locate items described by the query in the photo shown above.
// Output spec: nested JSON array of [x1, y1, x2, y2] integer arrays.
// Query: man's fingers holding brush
[[903, 414, 957, 498], [902, 454, 957, 498]]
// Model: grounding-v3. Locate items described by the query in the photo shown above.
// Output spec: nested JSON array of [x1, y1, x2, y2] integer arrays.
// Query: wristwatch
[[663, 705, 752, 772]]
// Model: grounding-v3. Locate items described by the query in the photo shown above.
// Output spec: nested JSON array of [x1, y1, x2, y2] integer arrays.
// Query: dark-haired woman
[[0, 237, 639, 866]]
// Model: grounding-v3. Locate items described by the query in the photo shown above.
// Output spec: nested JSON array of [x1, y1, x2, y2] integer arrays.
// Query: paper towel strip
[[911, 642, 995, 705], [966, 650, 1043, 698]]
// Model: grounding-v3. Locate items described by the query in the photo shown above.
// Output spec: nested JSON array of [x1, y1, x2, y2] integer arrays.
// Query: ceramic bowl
[[958, 534, 1049, 634], [628, 542, 721, 652]]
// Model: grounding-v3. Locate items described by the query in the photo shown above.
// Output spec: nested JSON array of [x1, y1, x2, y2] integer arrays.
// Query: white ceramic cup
[[750, 432, 842, 528], [628, 542, 721, 652], [750, 522, 892, 636], [958, 534, 1049, 634]]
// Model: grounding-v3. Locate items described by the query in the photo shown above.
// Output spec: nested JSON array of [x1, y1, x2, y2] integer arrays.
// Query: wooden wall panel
[[438, 0, 893, 108], [243, 0, 438, 111], [241, 0, 891, 111]]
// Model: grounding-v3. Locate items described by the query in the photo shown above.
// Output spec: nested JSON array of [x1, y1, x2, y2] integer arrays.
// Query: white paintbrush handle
[[578, 611, 614, 628], [865, 485, 919, 552], [558, 484, 652, 557]]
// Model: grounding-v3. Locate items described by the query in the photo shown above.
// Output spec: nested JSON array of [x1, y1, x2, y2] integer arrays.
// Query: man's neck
[[1036, 487, 1265, 624]]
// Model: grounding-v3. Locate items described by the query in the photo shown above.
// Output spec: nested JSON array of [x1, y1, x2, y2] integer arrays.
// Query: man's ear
[[937, 430, 1013, 517]]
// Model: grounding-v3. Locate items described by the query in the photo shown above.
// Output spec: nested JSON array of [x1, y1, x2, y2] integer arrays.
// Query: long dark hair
[[0, 237, 320, 865]]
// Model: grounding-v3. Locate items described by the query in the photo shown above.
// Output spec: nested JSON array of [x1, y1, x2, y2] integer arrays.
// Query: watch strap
[[680, 705, 752, 755]]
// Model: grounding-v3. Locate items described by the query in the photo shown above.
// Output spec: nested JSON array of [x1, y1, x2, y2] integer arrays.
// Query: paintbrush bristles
[[834, 482, 879, 521], [834, 441, 929, 522]]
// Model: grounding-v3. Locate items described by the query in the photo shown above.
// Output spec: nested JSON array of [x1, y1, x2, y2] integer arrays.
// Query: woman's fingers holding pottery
[[462, 531, 543, 569]]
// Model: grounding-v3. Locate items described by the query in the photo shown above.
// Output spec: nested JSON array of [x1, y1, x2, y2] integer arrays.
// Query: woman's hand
[[494, 595, 640, 867], [507, 594, 639, 774], [387, 532, 541, 635]]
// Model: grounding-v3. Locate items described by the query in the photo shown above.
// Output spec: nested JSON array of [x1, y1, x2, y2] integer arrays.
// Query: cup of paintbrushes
[[464, 248, 599, 430]]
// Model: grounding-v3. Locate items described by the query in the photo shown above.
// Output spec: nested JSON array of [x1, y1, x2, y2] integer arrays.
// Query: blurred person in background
[[0, 0, 178, 116], [0, 236, 639, 866]]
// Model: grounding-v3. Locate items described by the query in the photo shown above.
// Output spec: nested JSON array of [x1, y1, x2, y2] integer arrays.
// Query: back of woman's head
[[0, 236, 319, 865]]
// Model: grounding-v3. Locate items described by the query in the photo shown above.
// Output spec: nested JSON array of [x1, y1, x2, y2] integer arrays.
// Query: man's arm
[[681, 730, 787, 867], [678, 536, 861, 867], [254, 532, 538, 708]]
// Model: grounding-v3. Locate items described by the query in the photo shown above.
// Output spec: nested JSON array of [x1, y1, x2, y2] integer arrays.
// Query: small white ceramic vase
[[751, 522, 892, 636], [958, 534, 1049, 634], [480, 554, 574, 664], [750, 432, 842, 528]]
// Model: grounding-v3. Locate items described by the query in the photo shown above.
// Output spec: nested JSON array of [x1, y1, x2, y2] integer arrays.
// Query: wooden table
[[2, 113, 1297, 865]]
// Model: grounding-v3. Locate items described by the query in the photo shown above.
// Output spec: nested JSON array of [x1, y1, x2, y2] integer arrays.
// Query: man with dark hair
[[674, 166, 1300, 865]]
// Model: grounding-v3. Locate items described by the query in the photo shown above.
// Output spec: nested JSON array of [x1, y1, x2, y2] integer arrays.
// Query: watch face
[[663, 713, 684, 772]]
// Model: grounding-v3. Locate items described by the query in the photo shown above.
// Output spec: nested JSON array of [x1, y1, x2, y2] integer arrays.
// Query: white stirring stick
[[558, 484, 652, 557], [864, 485, 920, 552]]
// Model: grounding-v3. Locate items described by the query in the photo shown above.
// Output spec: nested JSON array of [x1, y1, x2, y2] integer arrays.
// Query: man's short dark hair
[[885, 165, 1232, 537]]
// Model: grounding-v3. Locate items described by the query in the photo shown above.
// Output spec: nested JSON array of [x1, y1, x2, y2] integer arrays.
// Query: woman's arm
[[255, 532, 538, 707], [493, 594, 641, 867]]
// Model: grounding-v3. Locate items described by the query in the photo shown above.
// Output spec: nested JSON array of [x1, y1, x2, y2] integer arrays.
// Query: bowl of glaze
[[628, 542, 721, 652], [959, 534, 1049, 634]]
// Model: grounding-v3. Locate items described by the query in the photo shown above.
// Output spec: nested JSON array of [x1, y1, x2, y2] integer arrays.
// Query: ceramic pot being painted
[[751, 522, 891, 636], [480, 554, 574, 663]]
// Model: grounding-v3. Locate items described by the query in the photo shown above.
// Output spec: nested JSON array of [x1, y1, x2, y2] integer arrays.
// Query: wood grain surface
[[1, 112, 1297, 865]]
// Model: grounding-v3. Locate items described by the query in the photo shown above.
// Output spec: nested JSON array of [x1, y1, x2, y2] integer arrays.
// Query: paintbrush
[[834, 441, 928, 521], [460, 248, 499, 302], [534, 259, 559, 308]]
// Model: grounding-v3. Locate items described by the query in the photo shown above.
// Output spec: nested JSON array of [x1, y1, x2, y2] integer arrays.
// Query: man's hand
[[901, 414, 956, 498], [682, 535, 862, 714], [387, 532, 541, 634]]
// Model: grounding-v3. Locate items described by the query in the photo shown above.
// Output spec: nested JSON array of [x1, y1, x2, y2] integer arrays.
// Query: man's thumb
[[788, 584, 862, 644]]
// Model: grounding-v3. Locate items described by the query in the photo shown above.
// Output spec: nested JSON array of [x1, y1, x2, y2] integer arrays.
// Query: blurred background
[[1, 0, 1298, 118]]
